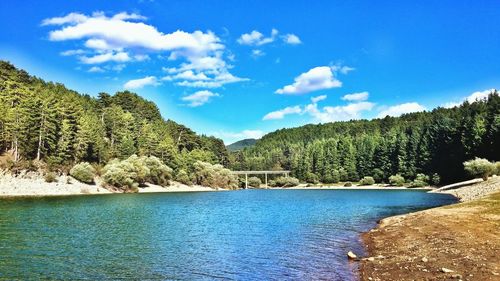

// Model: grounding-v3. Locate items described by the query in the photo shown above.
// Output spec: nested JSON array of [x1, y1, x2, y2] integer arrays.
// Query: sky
[[0, 1, 499, 144]]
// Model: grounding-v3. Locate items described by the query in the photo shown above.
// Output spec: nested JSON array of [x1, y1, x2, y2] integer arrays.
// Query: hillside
[[227, 138, 257, 152], [0, 61, 229, 173], [230, 91, 500, 184]]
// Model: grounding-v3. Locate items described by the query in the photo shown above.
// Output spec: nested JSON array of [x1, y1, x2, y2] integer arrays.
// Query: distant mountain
[[227, 139, 257, 151]]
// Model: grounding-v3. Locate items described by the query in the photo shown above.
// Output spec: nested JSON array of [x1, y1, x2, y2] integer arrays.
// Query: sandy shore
[[286, 184, 432, 191], [0, 173, 217, 197], [360, 177, 500, 281]]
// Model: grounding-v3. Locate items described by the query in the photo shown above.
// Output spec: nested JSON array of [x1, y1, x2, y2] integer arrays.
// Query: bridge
[[231, 170, 291, 188]]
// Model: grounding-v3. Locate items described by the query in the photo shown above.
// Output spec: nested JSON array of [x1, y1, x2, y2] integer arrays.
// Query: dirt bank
[[360, 177, 500, 281]]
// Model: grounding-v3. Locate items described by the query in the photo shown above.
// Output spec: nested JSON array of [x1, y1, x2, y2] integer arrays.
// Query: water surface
[[0, 189, 455, 280]]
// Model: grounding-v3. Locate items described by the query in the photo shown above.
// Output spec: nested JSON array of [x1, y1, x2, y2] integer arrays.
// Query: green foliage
[[270, 176, 300, 187], [359, 176, 375, 185], [102, 158, 139, 191], [175, 169, 191, 185], [142, 156, 173, 186], [44, 172, 57, 183], [305, 172, 319, 184], [410, 173, 430, 188], [248, 176, 262, 188], [389, 174, 405, 186], [69, 162, 96, 184], [463, 157, 496, 181], [0, 61, 229, 177], [193, 161, 238, 189], [495, 162, 500, 176], [231, 90, 500, 185], [431, 173, 441, 186], [344, 181, 352, 187]]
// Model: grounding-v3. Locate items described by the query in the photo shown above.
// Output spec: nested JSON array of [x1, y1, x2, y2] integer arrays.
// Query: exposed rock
[[347, 251, 358, 260], [441, 267, 454, 273], [421, 257, 428, 262]]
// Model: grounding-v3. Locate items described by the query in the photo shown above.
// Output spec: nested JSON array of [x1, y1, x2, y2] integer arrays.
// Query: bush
[[193, 161, 238, 190], [495, 162, 500, 176], [142, 156, 172, 186], [410, 173, 429, 188], [44, 172, 57, 183], [323, 169, 340, 184], [463, 157, 496, 181], [248, 176, 262, 188], [344, 181, 352, 187], [359, 176, 375, 186], [272, 176, 300, 187], [389, 174, 405, 186], [102, 158, 139, 191], [175, 169, 192, 185], [305, 172, 319, 184], [69, 162, 96, 184], [372, 168, 385, 183], [431, 173, 441, 186]]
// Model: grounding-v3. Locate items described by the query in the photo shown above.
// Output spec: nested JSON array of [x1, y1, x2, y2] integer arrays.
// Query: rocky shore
[[360, 177, 500, 281], [0, 172, 217, 197]]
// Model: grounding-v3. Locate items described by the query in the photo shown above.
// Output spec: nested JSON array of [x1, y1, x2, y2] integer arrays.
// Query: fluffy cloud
[[42, 11, 246, 88], [311, 95, 327, 103], [88, 66, 104, 73], [181, 90, 220, 107], [123, 76, 159, 89], [282, 34, 301, 45], [342, 91, 369, 101], [275, 66, 342, 94], [377, 102, 426, 118], [80, 51, 131, 64], [214, 130, 266, 143], [305, 101, 375, 123], [443, 89, 497, 108], [237, 29, 278, 46], [262, 106, 302, 120], [263, 94, 374, 122]]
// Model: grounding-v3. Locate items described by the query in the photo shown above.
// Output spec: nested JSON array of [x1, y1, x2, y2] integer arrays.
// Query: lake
[[0, 189, 455, 280]]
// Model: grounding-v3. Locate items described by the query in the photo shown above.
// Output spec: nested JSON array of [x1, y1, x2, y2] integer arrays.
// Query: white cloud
[[443, 89, 497, 108], [331, 64, 355, 74], [237, 29, 278, 46], [214, 130, 266, 143], [251, 49, 265, 57], [377, 102, 425, 118], [342, 91, 369, 101], [60, 49, 86, 56], [123, 76, 159, 89], [181, 90, 219, 107], [42, 11, 246, 88], [80, 51, 131, 64], [41, 12, 88, 26], [275, 66, 342, 94], [282, 34, 301, 45], [262, 106, 302, 120], [88, 66, 104, 73], [305, 101, 375, 123], [311, 95, 327, 103]]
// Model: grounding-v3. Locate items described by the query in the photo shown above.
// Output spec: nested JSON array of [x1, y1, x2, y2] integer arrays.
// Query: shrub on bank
[[359, 176, 375, 186], [44, 172, 57, 183], [431, 173, 441, 186], [143, 156, 172, 186], [69, 162, 96, 184], [410, 173, 429, 187], [248, 176, 262, 188], [102, 158, 139, 191], [305, 172, 320, 184], [389, 174, 405, 186], [175, 169, 192, 185], [270, 176, 300, 187], [344, 181, 352, 187], [495, 162, 500, 176], [193, 161, 238, 189], [463, 158, 496, 181]]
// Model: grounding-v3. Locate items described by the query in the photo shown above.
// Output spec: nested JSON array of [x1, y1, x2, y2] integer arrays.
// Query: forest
[[0, 61, 230, 185], [230, 91, 499, 185], [1, 60, 499, 188]]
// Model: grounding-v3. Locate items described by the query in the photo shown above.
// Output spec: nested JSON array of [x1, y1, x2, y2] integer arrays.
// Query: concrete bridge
[[231, 170, 291, 188]]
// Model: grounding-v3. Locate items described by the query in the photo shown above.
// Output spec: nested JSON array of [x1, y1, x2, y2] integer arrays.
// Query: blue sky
[[1, 1, 499, 144]]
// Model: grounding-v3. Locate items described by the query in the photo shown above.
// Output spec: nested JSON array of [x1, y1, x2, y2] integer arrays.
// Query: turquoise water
[[0, 189, 455, 280]]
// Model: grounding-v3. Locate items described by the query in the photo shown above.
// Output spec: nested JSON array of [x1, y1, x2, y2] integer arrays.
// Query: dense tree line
[[0, 61, 229, 177], [231, 91, 499, 185]]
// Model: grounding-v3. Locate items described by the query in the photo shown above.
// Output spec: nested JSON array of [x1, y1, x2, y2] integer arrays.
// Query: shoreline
[[0, 173, 218, 198], [359, 177, 500, 280]]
